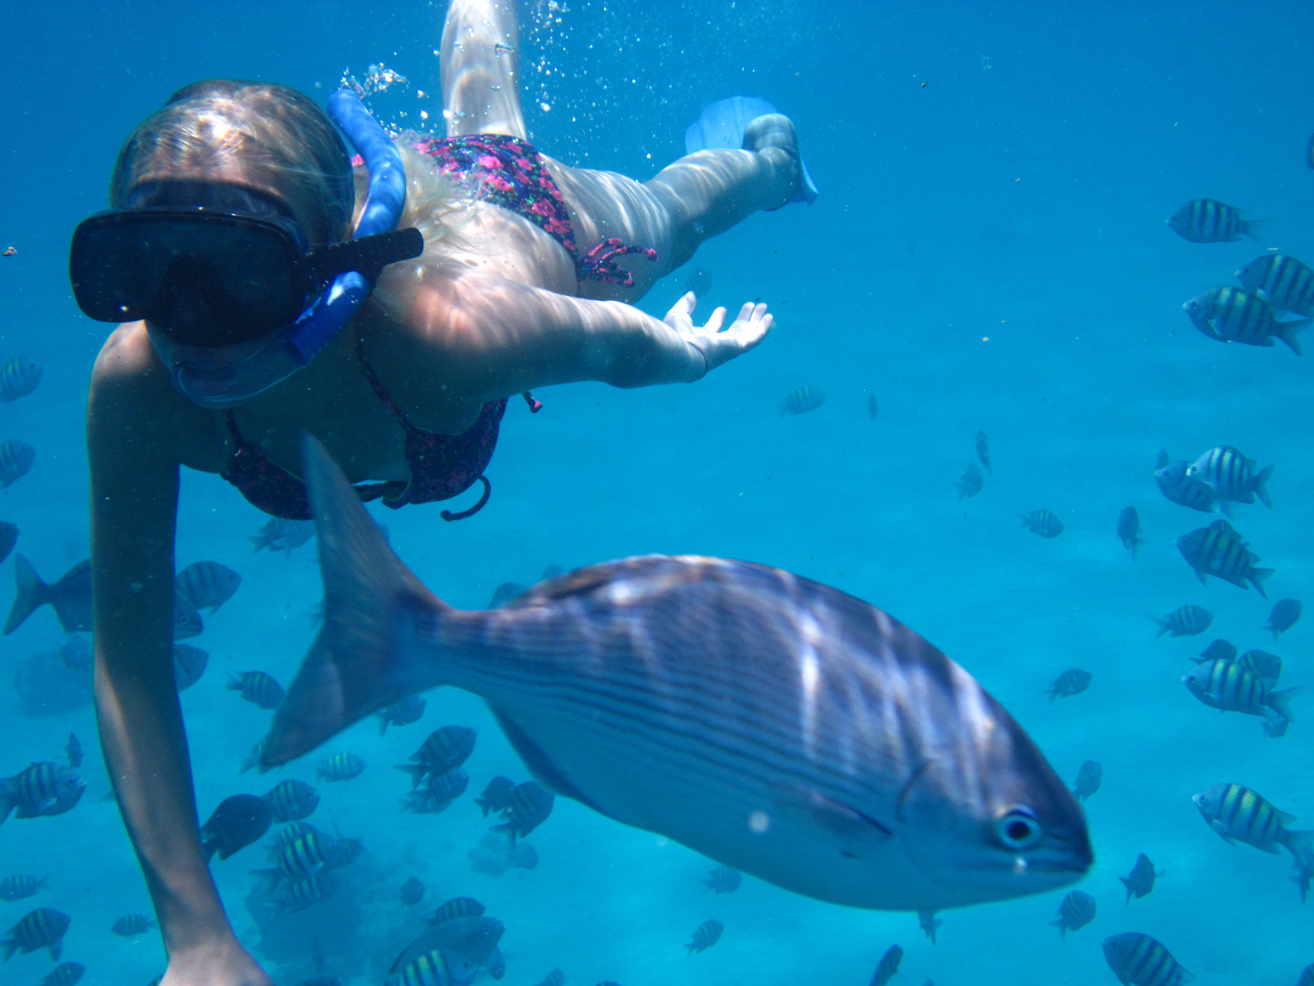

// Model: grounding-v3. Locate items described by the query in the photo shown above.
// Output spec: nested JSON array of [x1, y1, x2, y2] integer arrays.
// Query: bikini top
[[221, 339, 524, 521]]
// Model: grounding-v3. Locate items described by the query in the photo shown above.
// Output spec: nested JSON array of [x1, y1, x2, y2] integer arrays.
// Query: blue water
[[2, 1, 1313, 983]]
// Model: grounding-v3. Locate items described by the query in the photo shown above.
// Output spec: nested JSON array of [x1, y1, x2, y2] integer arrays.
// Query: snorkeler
[[74, 0, 810, 981]]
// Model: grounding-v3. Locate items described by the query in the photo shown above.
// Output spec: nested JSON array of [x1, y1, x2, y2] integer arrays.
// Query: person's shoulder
[[92, 321, 160, 380]]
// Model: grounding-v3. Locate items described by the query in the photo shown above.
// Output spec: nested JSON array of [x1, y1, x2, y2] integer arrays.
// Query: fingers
[[680, 291, 697, 315], [705, 306, 727, 333]]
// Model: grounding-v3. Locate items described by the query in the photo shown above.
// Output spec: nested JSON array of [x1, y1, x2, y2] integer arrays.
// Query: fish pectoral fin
[[772, 784, 894, 855], [1209, 820, 1238, 845]]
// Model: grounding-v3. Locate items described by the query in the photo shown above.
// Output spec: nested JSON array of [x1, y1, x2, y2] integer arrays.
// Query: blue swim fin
[[685, 96, 819, 205]]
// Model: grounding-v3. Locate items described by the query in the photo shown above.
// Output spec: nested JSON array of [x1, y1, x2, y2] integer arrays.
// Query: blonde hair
[[110, 80, 354, 247]]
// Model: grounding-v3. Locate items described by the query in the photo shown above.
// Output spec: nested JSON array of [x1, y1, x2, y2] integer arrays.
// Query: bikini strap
[[577, 238, 658, 288], [355, 336, 414, 430]]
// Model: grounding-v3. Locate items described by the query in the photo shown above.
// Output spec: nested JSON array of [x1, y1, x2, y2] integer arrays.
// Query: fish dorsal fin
[[505, 561, 651, 606]]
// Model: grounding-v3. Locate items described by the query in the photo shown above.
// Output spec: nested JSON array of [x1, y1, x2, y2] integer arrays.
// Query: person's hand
[[663, 292, 772, 377]]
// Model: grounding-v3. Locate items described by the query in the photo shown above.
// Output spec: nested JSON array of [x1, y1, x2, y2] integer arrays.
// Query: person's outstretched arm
[[88, 326, 271, 986], [387, 268, 773, 402]]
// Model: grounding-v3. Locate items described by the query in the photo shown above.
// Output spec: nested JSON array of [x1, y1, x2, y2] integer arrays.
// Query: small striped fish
[[262, 781, 320, 823], [429, 896, 485, 925], [1117, 507, 1144, 558], [869, 944, 903, 986], [498, 781, 555, 837], [259, 438, 1094, 912], [1197, 639, 1237, 663], [1184, 285, 1307, 353], [917, 909, 941, 944], [1193, 783, 1312, 864], [266, 821, 321, 858], [173, 643, 209, 691], [1237, 254, 1314, 315], [0, 357, 41, 403], [173, 590, 203, 640], [387, 949, 447, 986], [176, 561, 242, 614], [315, 752, 365, 782], [1020, 509, 1064, 538], [250, 517, 315, 554], [1154, 604, 1212, 638], [1186, 446, 1273, 507], [779, 385, 825, 416], [1176, 520, 1274, 596], [1237, 649, 1281, 684], [275, 872, 337, 913], [686, 919, 723, 955], [40, 962, 85, 986], [0, 762, 85, 823], [0, 875, 46, 901], [1120, 852, 1159, 901], [0, 440, 34, 488], [1167, 198, 1258, 243], [1182, 659, 1296, 722], [1155, 460, 1218, 514], [975, 430, 992, 475], [397, 726, 477, 787], [1046, 668, 1092, 702], [376, 694, 426, 735], [704, 864, 742, 893], [1265, 598, 1301, 638], [1071, 761, 1102, 801], [1, 907, 70, 960], [110, 913, 156, 936], [1103, 932, 1194, 986], [474, 776, 515, 817], [228, 670, 285, 710], [1050, 890, 1095, 937], [402, 768, 469, 814], [534, 971, 564, 986]]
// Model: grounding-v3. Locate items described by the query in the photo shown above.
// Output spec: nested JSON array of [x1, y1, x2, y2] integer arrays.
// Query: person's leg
[[548, 115, 801, 299], [441, 0, 526, 139]]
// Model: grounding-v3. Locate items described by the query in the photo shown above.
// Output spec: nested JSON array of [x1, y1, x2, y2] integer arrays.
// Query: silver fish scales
[[259, 439, 1092, 912]]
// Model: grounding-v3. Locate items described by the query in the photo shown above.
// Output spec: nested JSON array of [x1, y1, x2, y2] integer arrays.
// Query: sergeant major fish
[[1236, 253, 1314, 315], [1182, 659, 1297, 726], [1185, 446, 1272, 508], [1168, 198, 1260, 243], [0, 875, 47, 902], [177, 561, 242, 614], [1154, 604, 1212, 638], [1184, 286, 1307, 353], [1155, 460, 1219, 515], [1120, 852, 1161, 902], [1046, 669, 1092, 702], [376, 695, 426, 735], [0, 357, 41, 403], [1, 907, 70, 961], [1193, 783, 1313, 866], [251, 517, 315, 555], [0, 439, 34, 488], [1176, 520, 1273, 596], [1050, 889, 1095, 937], [0, 763, 84, 823], [779, 385, 825, 416], [315, 752, 365, 782], [704, 864, 741, 893], [1265, 598, 1301, 638], [1103, 932, 1194, 986], [1020, 509, 1064, 538], [686, 919, 723, 955], [256, 437, 1093, 912], [229, 671, 285, 710]]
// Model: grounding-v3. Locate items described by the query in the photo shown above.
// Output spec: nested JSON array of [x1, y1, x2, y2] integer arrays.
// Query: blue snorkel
[[149, 89, 423, 408], [279, 89, 409, 365]]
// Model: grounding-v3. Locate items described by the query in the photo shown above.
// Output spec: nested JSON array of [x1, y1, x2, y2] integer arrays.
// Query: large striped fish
[[1176, 519, 1274, 596], [259, 438, 1091, 912]]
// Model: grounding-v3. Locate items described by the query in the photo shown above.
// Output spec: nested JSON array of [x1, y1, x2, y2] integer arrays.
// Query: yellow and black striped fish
[[0, 358, 41, 403], [262, 781, 320, 824], [1, 907, 70, 961], [315, 751, 365, 782], [388, 948, 449, 986], [39, 961, 84, 986], [0, 875, 47, 902], [1050, 890, 1095, 938], [227, 670, 285, 710], [176, 561, 242, 614], [1182, 659, 1296, 723], [1192, 783, 1312, 865], [1168, 197, 1258, 243], [778, 385, 825, 416], [1021, 509, 1064, 538], [685, 918, 724, 955], [0, 762, 85, 823], [1237, 253, 1314, 316], [1176, 519, 1274, 596], [1153, 604, 1212, 638], [1102, 932, 1194, 986], [0, 440, 34, 489]]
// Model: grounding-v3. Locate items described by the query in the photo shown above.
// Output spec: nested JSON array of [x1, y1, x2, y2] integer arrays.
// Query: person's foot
[[742, 114, 818, 205]]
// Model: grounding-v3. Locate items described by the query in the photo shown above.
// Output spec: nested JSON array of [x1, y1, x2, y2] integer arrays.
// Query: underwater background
[[2, 0, 1313, 983]]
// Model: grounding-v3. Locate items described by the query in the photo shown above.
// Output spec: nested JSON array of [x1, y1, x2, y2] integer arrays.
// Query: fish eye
[[995, 807, 1043, 850]]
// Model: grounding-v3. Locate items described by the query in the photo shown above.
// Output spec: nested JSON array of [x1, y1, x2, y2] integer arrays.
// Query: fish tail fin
[[3, 554, 47, 635], [1119, 876, 1132, 903], [1267, 685, 1300, 723], [259, 436, 452, 770], [1252, 464, 1274, 507], [0, 935, 17, 961], [1276, 317, 1310, 356], [1217, 498, 1234, 518], [1241, 217, 1269, 242], [1151, 614, 1170, 638], [394, 763, 427, 787], [1250, 567, 1275, 598], [1048, 918, 1068, 938], [1281, 829, 1313, 868], [0, 778, 13, 825]]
